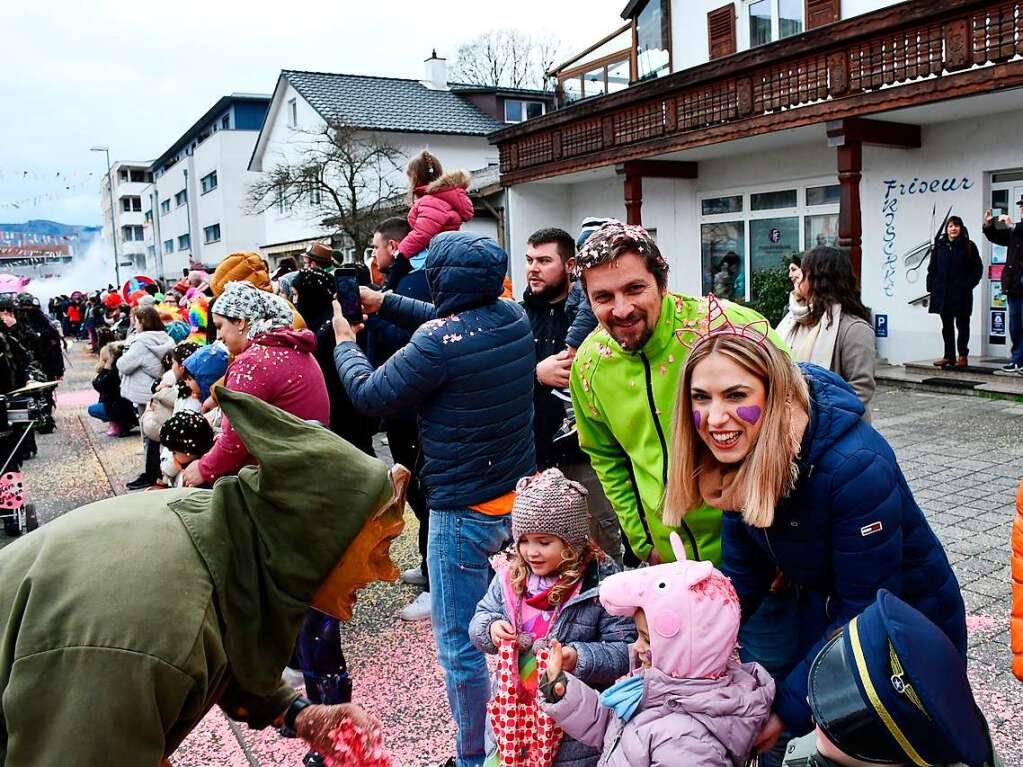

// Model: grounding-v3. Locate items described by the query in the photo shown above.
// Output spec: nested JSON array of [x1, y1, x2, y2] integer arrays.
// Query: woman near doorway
[[775, 246, 876, 417], [928, 215, 983, 369], [664, 320, 966, 761]]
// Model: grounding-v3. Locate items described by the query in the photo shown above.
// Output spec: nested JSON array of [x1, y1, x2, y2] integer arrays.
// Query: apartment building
[[142, 94, 271, 279], [100, 161, 153, 274]]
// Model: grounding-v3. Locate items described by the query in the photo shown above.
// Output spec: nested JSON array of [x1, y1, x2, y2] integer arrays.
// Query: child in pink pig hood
[[539, 532, 775, 766]]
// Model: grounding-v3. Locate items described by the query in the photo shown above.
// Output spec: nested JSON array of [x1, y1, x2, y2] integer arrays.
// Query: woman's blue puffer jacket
[[721, 363, 966, 734], [336, 231, 536, 509]]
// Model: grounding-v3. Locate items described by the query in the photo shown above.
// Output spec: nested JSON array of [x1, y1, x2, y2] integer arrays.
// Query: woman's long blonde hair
[[508, 539, 601, 606], [664, 334, 809, 529]]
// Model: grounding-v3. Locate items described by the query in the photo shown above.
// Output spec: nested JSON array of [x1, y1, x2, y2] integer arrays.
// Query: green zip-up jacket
[[570, 292, 788, 564]]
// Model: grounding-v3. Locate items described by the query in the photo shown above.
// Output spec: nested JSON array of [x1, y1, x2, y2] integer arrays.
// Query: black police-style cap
[[809, 590, 992, 767]]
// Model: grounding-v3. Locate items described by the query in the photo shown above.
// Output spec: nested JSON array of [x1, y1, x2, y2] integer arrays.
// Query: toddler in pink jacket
[[394, 150, 474, 265], [540, 532, 775, 766]]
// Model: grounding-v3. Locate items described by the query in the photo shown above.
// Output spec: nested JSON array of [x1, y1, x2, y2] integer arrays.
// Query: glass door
[[984, 176, 1023, 356]]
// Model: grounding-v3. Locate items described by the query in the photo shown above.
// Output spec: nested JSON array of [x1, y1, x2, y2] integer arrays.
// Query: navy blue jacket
[[336, 232, 536, 509], [721, 364, 966, 733]]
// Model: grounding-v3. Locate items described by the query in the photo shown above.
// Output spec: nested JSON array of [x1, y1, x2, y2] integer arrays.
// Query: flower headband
[[572, 220, 668, 278]]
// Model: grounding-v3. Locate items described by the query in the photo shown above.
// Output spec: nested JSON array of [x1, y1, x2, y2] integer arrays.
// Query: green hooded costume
[[0, 388, 391, 766]]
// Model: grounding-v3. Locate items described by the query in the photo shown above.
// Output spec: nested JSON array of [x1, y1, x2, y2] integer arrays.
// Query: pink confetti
[[323, 720, 395, 767]]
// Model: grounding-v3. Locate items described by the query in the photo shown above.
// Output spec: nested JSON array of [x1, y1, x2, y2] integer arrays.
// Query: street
[[18, 344, 1023, 766]]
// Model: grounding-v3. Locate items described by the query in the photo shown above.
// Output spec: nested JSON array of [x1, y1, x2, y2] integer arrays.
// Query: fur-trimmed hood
[[422, 168, 471, 194]]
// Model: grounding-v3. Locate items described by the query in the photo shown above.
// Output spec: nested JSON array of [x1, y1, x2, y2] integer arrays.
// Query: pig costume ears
[[598, 532, 740, 679]]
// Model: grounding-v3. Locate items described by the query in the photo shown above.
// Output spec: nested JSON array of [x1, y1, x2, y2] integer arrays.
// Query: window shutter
[[805, 0, 840, 29], [707, 5, 737, 60]]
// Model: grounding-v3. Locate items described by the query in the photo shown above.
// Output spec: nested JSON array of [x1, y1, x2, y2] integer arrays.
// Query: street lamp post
[[90, 146, 121, 288]]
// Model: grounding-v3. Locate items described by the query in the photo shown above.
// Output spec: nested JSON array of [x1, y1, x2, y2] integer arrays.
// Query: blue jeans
[[428, 508, 512, 767], [1008, 294, 1023, 365], [87, 402, 109, 422]]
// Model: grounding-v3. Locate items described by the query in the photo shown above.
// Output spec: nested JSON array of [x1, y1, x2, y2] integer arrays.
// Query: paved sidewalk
[[14, 346, 1023, 765]]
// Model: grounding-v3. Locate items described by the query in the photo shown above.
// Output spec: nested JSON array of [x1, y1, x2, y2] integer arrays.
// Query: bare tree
[[246, 123, 405, 256], [451, 29, 562, 91]]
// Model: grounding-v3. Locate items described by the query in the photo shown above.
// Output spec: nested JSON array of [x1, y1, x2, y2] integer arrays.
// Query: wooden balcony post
[[624, 172, 643, 225], [836, 140, 863, 284]]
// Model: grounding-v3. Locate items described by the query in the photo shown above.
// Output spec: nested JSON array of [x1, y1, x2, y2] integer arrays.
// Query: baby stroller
[[0, 381, 57, 537]]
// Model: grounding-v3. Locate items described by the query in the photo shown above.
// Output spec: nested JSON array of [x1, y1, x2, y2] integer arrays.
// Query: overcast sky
[[0, 0, 625, 227]]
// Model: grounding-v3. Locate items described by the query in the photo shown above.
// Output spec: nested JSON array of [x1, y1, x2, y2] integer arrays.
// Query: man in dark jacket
[[333, 231, 535, 767], [522, 227, 623, 561], [364, 217, 434, 622], [983, 202, 1023, 373]]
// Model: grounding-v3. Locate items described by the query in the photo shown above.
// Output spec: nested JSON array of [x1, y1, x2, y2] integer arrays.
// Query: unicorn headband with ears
[[674, 293, 770, 351]]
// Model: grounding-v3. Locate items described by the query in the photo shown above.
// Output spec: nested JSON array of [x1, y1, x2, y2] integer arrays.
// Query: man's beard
[[531, 274, 570, 302], [607, 312, 653, 351]]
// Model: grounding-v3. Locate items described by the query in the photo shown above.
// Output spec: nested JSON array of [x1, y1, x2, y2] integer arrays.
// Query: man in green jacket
[[570, 221, 787, 565], [0, 388, 404, 766]]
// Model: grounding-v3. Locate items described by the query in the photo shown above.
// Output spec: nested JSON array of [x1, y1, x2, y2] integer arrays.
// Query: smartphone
[[334, 267, 362, 324]]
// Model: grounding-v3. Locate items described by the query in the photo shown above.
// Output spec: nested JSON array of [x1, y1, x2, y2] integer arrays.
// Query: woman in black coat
[[927, 215, 983, 368]]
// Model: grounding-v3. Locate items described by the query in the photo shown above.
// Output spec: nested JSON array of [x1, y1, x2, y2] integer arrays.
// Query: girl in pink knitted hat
[[538, 532, 775, 766], [469, 468, 635, 766]]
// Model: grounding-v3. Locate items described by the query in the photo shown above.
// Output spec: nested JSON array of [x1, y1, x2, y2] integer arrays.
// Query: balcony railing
[[493, 0, 1023, 182]]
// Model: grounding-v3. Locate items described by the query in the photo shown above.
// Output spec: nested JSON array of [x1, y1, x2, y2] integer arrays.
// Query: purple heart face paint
[[692, 410, 701, 430], [736, 405, 762, 425]]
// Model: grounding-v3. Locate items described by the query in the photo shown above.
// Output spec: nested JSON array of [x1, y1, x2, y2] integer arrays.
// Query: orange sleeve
[[1012, 481, 1023, 682]]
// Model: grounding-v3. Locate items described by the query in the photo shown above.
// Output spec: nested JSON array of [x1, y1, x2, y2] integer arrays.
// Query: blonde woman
[[664, 328, 966, 761]]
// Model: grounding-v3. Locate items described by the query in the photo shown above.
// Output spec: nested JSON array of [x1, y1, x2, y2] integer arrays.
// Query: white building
[[99, 161, 153, 275], [248, 53, 554, 265], [141, 94, 271, 280], [493, 0, 1023, 367]]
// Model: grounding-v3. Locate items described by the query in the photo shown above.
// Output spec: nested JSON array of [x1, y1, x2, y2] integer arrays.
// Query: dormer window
[[504, 99, 545, 123]]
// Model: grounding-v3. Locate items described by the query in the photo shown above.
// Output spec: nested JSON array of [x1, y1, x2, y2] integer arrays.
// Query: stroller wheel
[[24, 504, 38, 532], [4, 517, 21, 537]]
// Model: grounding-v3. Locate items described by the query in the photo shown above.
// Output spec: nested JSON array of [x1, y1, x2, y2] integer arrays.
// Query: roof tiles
[[282, 70, 506, 136]]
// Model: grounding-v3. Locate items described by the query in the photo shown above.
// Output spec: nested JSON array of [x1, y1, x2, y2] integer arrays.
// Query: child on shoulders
[[470, 468, 635, 767], [539, 532, 775, 766]]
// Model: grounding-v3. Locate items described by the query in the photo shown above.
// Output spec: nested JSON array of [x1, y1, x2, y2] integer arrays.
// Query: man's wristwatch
[[278, 696, 312, 738]]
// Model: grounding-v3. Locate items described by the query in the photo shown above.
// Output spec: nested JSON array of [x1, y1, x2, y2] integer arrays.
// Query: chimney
[[422, 49, 448, 91]]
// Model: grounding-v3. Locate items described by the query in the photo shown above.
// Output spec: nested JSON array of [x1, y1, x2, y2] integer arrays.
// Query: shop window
[[701, 221, 746, 299], [806, 184, 840, 206], [751, 189, 797, 210], [750, 217, 800, 286], [635, 0, 671, 80], [702, 195, 743, 215], [805, 214, 839, 249]]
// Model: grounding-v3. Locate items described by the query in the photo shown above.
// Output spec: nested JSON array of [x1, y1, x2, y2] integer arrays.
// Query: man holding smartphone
[[983, 200, 1023, 373]]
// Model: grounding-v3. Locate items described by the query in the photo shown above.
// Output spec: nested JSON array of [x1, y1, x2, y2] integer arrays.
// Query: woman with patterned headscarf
[[291, 268, 379, 456], [180, 281, 329, 486]]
